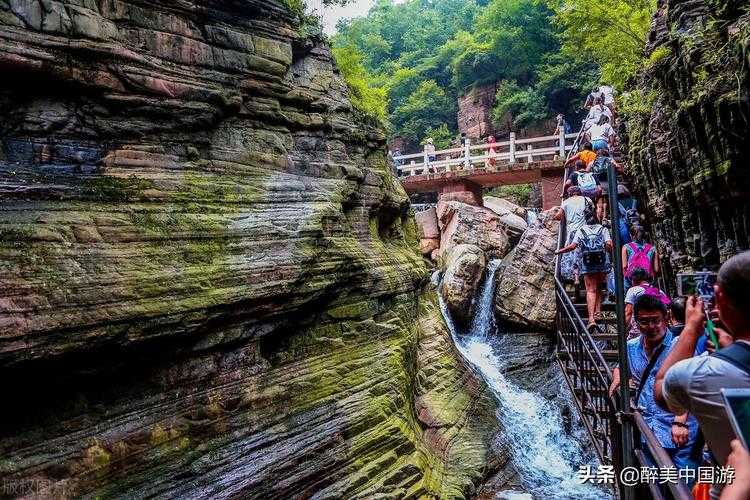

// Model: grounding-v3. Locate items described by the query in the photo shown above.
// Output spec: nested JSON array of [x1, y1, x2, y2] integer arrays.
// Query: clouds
[[306, 0, 376, 34]]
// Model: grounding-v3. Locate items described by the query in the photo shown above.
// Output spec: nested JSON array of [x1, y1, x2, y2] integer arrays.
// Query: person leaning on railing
[[610, 294, 704, 487], [654, 251, 750, 500]]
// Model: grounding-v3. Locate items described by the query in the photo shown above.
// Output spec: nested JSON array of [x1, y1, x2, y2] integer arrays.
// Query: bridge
[[394, 130, 578, 209]]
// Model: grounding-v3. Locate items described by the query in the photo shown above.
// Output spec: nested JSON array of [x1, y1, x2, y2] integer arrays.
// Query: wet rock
[[494, 218, 559, 330], [440, 244, 487, 329], [437, 200, 513, 259], [627, 0, 750, 278], [0, 1, 501, 497]]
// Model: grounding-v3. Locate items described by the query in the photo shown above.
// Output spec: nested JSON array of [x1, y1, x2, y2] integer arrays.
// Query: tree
[[546, 0, 656, 89], [422, 124, 454, 149], [393, 80, 456, 140], [492, 80, 547, 129]]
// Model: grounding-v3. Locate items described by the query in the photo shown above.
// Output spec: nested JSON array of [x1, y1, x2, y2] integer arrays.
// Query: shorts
[[580, 261, 611, 275], [592, 139, 608, 151], [579, 251, 611, 275]]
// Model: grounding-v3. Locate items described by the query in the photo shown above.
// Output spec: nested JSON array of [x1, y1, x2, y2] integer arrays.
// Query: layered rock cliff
[[0, 1, 503, 496], [626, 0, 750, 275]]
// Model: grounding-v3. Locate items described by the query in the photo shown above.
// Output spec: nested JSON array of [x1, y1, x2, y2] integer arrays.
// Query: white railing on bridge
[[394, 130, 578, 177]]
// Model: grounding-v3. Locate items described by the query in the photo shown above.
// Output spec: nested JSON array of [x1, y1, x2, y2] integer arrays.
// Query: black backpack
[[591, 156, 611, 181], [579, 225, 607, 267]]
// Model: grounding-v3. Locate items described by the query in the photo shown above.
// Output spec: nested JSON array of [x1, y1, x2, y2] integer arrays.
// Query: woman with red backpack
[[622, 225, 660, 289]]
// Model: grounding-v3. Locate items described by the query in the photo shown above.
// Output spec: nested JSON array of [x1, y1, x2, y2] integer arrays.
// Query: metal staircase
[[553, 121, 693, 500]]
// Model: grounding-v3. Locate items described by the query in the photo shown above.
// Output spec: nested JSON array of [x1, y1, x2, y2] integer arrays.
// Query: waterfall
[[441, 260, 609, 499]]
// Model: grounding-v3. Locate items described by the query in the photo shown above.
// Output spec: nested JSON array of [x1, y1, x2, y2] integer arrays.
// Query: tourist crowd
[[555, 85, 750, 499]]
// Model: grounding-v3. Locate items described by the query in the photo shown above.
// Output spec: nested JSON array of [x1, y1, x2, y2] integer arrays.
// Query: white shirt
[[562, 196, 589, 236], [599, 85, 615, 105], [663, 343, 750, 466], [624, 285, 646, 305], [588, 123, 615, 142], [586, 104, 613, 125]]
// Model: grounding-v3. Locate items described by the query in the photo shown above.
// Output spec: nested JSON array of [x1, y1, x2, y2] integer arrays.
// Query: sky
[[307, 0, 403, 35]]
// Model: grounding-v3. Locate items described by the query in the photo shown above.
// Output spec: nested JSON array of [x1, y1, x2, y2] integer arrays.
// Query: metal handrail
[[554, 116, 693, 500], [632, 412, 694, 500]]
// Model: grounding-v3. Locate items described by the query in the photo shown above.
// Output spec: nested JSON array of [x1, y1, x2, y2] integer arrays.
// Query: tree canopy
[[327, 0, 656, 146]]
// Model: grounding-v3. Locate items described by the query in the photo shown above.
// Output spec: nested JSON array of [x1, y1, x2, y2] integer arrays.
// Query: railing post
[[509, 132, 516, 164], [527, 143, 533, 163], [464, 137, 471, 169], [424, 151, 430, 173], [559, 127, 566, 158], [607, 160, 636, 500]]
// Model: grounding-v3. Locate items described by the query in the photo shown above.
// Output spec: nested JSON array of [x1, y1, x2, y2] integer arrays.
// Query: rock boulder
[[440, 244, 486, 328], [415, 206, 440, 257], [484, 196, 528, 237], [494, 216, 559, 330], [437, 201, 512, 259]]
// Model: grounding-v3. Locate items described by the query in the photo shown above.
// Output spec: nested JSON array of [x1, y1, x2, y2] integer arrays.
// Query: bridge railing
[[393, 130, 578, 177]]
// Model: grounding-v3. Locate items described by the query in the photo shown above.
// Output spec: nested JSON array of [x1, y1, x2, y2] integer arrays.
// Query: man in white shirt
[[599, 85, 615, 105], [586, 115, 616, 151], [655, 251, 750, 499]]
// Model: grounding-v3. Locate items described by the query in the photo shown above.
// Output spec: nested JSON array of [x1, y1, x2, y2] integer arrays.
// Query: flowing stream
[[440, 260, 610, 499]]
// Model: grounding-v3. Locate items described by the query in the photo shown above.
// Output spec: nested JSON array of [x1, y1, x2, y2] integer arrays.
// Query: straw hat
[[426, 138, 433, 144]]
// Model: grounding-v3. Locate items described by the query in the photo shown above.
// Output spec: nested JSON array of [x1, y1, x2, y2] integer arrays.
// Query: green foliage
[[492, 81, 547, 129], [330, 0, 638, 144], [422, 124, 454, 150], [547, 0, 656, 89], [486, 184, 534, 207], [393, 80, 455, 140], [332, 46, 389, 122], [648, 45, 671, 66]]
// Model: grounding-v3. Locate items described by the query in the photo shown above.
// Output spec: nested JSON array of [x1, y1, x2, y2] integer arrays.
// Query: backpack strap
[[635, 343, 667, 405], [712, 342, 750, 377]]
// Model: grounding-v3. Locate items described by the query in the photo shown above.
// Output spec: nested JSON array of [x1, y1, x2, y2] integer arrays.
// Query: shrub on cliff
[[332, 46, 389, 123]]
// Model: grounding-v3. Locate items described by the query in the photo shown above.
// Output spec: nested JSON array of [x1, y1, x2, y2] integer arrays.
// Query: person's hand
[[706, 327, 734, 353], [722, 439, 750, 500], [671, 423, 689, 447], [609, 379, 619, 398], [685, 296, 706, 331]]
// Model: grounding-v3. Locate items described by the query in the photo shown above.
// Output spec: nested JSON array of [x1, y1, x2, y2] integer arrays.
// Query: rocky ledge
[[0, 1, 502, 496], [626, 0, 750, 275]]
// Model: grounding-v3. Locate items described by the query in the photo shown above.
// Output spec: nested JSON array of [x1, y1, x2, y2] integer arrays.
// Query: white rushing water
[[441, 260, 609, 499]]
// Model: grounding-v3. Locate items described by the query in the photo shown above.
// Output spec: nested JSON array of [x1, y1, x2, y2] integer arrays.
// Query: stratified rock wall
[[0, 1, 500, 496], [627, 0, 750, 275]]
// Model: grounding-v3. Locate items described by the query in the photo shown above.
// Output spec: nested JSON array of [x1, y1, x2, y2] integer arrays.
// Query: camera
[[676, 272, 717, 301]]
